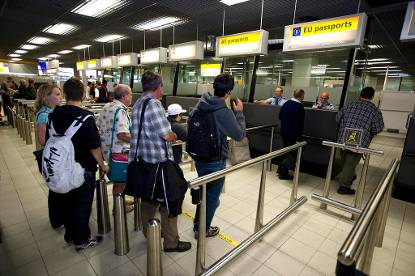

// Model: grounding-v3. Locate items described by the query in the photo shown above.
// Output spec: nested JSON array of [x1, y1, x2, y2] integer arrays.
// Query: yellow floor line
[[181, 210, 240, 247]]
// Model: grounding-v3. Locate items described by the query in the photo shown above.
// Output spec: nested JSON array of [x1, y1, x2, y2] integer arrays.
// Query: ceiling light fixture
[[8, 54, 21, 57], [14, 50, 28, 54], [131, 16, 185, 31], [72, 44, 91, 50], [220, 0, 250, 6], [43, 23, 78, 35], [21, 44, 39, 50], [47, 54, 60, 58], [94, 34, 125, 43], [368, 44, 382, 49], [38, 57, 48, 60], [71, 0, 129, 18], [58, 50, 73, 54], [10, 58, 22, 61], [27, 36, 54, 45]]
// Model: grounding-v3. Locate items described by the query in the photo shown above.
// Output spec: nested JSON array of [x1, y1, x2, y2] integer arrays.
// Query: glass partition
[[102, 68, 121, 92], [120, 66, 132, 85], [254, 49, 349, 109], [131, 64, 175, 94], [223, 57, 255, 101], [177, 61, 199, 96]]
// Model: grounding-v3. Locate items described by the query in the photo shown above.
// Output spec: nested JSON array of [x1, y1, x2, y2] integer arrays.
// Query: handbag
[[33, 149, 43, 174], [107, 108, 129, 183], [228, 137, 251, 165], [124, 98, 188, 216]]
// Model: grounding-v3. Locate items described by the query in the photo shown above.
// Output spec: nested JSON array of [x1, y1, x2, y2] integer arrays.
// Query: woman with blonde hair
[[34, 83, 63, 229]]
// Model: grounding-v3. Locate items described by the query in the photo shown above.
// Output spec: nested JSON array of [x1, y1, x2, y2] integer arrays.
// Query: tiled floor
[[0, 125, 414, 276]]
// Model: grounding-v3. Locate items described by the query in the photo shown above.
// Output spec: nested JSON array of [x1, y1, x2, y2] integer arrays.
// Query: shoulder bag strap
[[134, 98, 152, 159], [64, 114, 93, 139], [109, 107, 122, 158]]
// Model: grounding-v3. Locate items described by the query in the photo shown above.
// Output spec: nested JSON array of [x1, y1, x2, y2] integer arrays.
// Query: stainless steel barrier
[[172, 140, 195, 171], [336, 159, 399, 275], [134, 197, 142, 231], [188, 142, 307, 275], [147, 218, 163, 276], [113, 193, 129, 255], [202, 196, 307, 276], [96, 178, 111, 234], [246, 124, 277, 171], [311, 141, 384, 220]]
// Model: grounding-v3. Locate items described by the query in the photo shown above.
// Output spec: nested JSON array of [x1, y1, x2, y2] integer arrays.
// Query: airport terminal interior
[[0, 0, 415, 275]]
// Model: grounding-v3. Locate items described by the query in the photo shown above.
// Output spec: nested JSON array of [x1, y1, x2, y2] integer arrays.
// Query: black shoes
[[278, 174, 294, 180], [337, 186, 356, 195], [194, 226, 220, 239], [75, 236, 103, 252], [164, 241, 192, 252]]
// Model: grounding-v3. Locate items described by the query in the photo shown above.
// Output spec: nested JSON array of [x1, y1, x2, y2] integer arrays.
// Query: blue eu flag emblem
[[293, 27, 301, 36]]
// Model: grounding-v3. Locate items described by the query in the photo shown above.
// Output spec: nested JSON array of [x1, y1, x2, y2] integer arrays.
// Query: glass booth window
[[177, 62, 199, 96], [132, 64, 174, 94], [103, 68, 121, 92], [121, 67, 132, 85], [254, 49, 350, 109], [223, 57, 255, 101]]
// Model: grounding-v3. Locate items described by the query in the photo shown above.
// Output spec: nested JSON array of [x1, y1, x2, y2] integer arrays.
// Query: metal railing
[[336, 159, 399, 275], [188, 141, 306, 275], [311, 141, 384, 220], [246, 124, 277, 171]]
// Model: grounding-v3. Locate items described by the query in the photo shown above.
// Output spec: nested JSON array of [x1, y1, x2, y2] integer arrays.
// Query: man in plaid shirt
[[335, 87, 384, 194], [129, 71, 191, 253]]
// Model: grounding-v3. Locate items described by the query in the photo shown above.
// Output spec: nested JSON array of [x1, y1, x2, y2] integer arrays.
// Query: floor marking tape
[[181, 210, 240, 247]]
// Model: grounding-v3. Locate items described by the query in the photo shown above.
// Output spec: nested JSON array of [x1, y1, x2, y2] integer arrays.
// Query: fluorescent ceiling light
[[27, 36, 54, 45], [131, 16, 184, 31], [11, 58, 22, 61], [220, 0, 250, 6], [368, 44, 382, 49], [14, 50, 28, 54], [43, 23, 78, 35], [94, 34, 125, 43], [282, 60, 294, 62], [38, 57, 48, 60], [71, 0, 129, 18], [21, 44, 39, 50], [8, 54, 21, 57], [368, 66, 399, 69], [58, 50, 73, 54], [47, 54, 60, 58], [72, 44, 91, 50]]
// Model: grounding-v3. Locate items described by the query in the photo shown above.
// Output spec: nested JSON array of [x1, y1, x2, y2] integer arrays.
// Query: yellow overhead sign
[[88, 59, 96, 66], [290, 16, 359, 37], [201, 63, 221, 69], [76, 61, 85, 70], [219, 31, 261, 46]]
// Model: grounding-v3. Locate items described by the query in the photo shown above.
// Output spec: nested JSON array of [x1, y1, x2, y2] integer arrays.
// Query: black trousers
[[62, 171, 96, 245], [277, 138, 297, 176], [48, 191, 65, 228]]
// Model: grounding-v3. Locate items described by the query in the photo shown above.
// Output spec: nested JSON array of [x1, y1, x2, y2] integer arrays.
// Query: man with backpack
[[44, 78, 108, 251], [187, 73, 246, 238]]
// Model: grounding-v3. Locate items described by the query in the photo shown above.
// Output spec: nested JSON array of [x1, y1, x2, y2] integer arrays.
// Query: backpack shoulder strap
[[64, 114, 93, 139]]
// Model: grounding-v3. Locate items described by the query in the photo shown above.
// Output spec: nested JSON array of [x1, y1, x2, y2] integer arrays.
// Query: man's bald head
[[114, 84, 133, 106], [320, 91, 329, 103]]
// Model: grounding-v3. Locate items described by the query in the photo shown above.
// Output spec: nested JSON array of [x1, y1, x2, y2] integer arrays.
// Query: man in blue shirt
[[256, 86, 288, 106]]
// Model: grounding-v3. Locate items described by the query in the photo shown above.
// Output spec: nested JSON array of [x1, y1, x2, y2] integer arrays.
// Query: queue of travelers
[[2, 71, 383, 255]]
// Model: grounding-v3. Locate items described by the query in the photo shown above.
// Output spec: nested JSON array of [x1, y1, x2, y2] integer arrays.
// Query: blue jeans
[[193, 159, 226, 232]]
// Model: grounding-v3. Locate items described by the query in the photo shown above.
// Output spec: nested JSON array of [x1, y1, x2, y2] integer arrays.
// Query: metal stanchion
[[96, 178, 111, 234], [290, 147, 302, 205], [195, 183, 207, 275], [147, 219, 163, 276], [254, 161, 267, 232], [24, 120, 32, 145], [134, 197, 142, 231], [352, 154, 370, 220], [321, 147, 336, 210], [113, 193, 129, 255], [268, 127, 275, 171]]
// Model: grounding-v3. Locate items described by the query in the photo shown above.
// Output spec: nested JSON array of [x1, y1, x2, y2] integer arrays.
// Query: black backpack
[[186, 109, 223, 162]]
